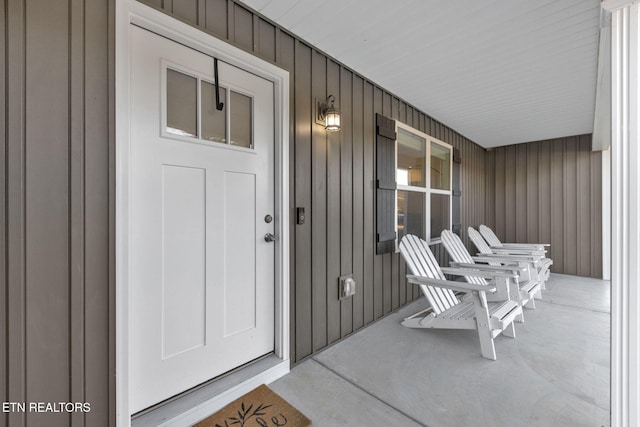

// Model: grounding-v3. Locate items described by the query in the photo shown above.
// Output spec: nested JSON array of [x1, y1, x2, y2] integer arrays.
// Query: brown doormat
[[193, 384, 311, 427]]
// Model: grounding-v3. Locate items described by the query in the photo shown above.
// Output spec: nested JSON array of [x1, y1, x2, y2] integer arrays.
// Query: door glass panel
[[166, 69, 197, 138], [397, 128, 426, 187], [230, 91, 253, 148], [201, 81, 227, 144], [397, 190, 425, 241], [431, 142, 451, 190], [430, 193, 450, 239]]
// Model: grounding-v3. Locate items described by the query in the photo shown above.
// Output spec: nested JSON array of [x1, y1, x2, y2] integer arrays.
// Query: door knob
[[264, 233, 276, 242]]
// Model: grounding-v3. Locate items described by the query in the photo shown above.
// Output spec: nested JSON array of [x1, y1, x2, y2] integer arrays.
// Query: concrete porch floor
[[271, 274, 610, 427]]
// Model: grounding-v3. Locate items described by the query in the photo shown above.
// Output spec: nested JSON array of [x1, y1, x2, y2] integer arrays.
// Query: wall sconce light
[[317, 95, 341, 131]]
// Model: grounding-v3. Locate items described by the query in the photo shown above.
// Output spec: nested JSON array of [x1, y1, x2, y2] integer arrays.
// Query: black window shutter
[[452, 147, 462, 236], [376, 113, 397, 254]]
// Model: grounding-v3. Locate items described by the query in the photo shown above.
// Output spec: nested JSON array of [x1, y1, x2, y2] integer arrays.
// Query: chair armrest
[[500, 243, 549, 249], [450, 261, 525, 274], [407, 275, 496, 293], [490, 245, 546, 253], [472, 254, 539, 263], [441, 266, 517, 279], [488, 248, 546, 257]]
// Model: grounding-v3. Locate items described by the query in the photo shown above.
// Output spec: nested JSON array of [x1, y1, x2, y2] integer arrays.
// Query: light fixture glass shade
[[324, 108, 341, 131]]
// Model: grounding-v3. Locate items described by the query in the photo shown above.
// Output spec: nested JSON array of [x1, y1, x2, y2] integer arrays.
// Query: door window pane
[[430, 193, 450, 239], [397, 128, 426, 187], [397, 190, 425, 241], [201, 81, 226, 144], [431, 142, 451, 190], [166, 69, 197, 138], [230, 91, 253, 148]]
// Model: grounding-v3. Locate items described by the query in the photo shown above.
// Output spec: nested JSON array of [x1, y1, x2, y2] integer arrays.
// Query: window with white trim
[[396, 122, 453, 244]]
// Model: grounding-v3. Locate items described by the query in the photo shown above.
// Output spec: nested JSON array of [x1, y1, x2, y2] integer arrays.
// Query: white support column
[[605, 1, 640, 426], [602, 147, 611, 281]]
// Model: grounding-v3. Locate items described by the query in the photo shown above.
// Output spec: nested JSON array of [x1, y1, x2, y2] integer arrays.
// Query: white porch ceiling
[[239, 0, 602, 148]]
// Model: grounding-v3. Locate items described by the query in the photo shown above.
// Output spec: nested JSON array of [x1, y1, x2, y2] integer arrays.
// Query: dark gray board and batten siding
[[2, 0, 114, 426], [484, 134, 603, 279]]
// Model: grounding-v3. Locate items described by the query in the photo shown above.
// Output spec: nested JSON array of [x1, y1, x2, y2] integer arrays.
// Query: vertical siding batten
[[85, 0, 113, 422], [326, 59, 341, 344], [197, 0, 205, 27], [339, 66, 353, 338], [0, 0, 7, 420], [70, 0, 87, 422], [6, 0, 27, 425], [310, 49, 327, 352], [352, 74, 365, 331]]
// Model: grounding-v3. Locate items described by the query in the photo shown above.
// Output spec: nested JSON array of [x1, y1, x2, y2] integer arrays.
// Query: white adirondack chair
[[475, 225, 552, 283], [441, 229, 541, 311], [399, 234, 523, 360], [479, 224, 549, 254]]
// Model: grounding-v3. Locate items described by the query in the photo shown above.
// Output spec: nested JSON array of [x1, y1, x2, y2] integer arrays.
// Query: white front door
[[129, 26, 275, 413]]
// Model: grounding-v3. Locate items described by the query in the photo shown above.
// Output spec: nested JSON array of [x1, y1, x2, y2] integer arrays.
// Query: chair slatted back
[[468, 227, 501, 267], [399, 235, 460, 315], [468, 227, 493, 255], [440, 230, 487, 286], [479, 224, 503, 247]]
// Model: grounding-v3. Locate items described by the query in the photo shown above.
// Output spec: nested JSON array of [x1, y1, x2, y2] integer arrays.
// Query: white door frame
[[115, 1, 290, 425]]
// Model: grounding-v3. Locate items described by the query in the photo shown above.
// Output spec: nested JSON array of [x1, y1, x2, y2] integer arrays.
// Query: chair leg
[[478, 329, 497, 360], [472, 291, 497, 360], [525, 297, 536, 309], [502, 322, 516, 338]]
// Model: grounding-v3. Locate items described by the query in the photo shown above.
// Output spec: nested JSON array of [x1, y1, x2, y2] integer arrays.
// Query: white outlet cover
[[339, 274, 356, 300]]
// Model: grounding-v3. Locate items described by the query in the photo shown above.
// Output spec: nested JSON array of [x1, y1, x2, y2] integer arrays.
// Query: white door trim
[[115, 1, 290, 425]]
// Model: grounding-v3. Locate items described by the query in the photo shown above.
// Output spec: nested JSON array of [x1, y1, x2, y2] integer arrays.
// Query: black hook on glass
[[214, 58, 224, 111]]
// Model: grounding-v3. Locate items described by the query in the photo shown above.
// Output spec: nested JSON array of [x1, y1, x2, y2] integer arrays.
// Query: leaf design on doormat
[[225, 401, 273, 426]]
